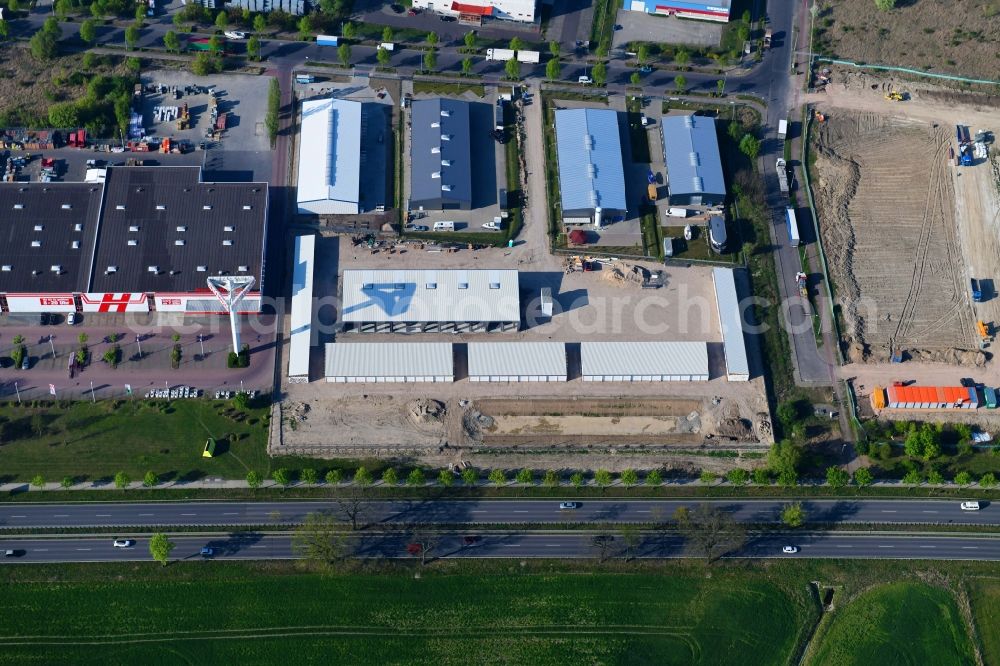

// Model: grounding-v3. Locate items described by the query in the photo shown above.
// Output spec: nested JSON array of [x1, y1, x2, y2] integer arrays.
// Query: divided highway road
[[5, 532, 1000, 563], [0, 499, 993, 529]]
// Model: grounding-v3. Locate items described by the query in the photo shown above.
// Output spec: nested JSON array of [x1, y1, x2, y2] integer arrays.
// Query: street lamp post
[[14, 381, 20, 404], [198, 334, 205, 357], [136, 334, 142, 358], [48, 335, 55, 358]]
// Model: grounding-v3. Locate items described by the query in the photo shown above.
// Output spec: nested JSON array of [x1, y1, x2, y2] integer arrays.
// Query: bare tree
[[591, 534, 615, 563], [406, 528, 441, 566], [619, 524, 642, 562], [336, 487, 369, 531], [292, 511, 349, 567], [674, 503, 746, 562]]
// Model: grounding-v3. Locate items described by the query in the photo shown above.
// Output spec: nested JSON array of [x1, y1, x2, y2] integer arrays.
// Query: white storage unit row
[[467, 342, 567, 382], [580, 342, 709, 382], [712, 267, 750, 381], [287, 235, 315, 383], [325, 342, 454, 383]]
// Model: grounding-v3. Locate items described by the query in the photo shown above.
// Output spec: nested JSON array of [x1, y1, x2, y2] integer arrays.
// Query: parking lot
[[611, 9, 723, 49]]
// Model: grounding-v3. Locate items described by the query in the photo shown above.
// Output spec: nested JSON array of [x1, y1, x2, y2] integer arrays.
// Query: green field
[[0, 564, 811, 665], [970, 580, 1000, 664], [806, 582, 975, 665], [0, 399, 280, 483]]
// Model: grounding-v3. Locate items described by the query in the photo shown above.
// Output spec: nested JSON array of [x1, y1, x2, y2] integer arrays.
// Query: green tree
[[781, 502, 805, 527], [292, 511, 347, 567], [768, 440, 801, 477], [548, 40, 559, 57], [630, 71, 641, 86], [124, 24, 139, 50], [143, 470, 158, 487], [114, 471, 130, 490], [338, 43, 352, 67], [438, 469, 454, 487], [904, 429, 923, 457], [163, 29, 180, 53], [826, 466, 850, 488], [508, 36, 523, 51], [80, 18, 97, 45], [570, 471, 585, 488], [377, 46, 391, 67], [7, 0, 18, 11], [488, 468, 506, 485], [464, 31, 477, 50], [542, 470, 559, 487], [48, 102, 80, 128], [265, 77, 280, 145], [927, 469, 944, 485], [752, 468, 771, 485], [853, 467, 874, 487], [955, 471, 972, 486], [504, 57, 520, 80], [981, 472, 998, 489], [776, 401, 798, 430], [737, 23, 750, 42], [546, 58, 561, 81], [215, 10, 228, 30], [461, 467, 478, 485], [172, 11, 185, 30], [353, 466, 373, 486], [716, 79, 725, 96], [923, 440, 941, 461], [674, 74, 687, 94], [381, 467, 398, 485], [461, 57, 473, 75], [325, 468, 342, 485], [382, 26, 393, 42], [135, 4, 148, 24], [208, 33, 222, 54], [0, 19, 8, 41], [902, 469, 923, 485], [619, 524, 641, 562], [423, 48, 437, 72], [674, 48, 689, 67], [874, 0, 896, 10], [406, 468, 425, 486], [60, 476, 73, 489], [592, 61, 606, 86], [149, 533, 175, 566], [31, 474, 45, 489], [739, 133, 759, 159], [273, 468, 292, 487], [646, 469, 663, 486], [54, 0, 71, 18], [516, 468, 533, 485], [253, 13, 267, 33], [725, 468, 748, 485], [30, 23, 60, 60], [426, 30, 438, 46], [637, 43, 649, 64], [246, 469, 263, 488], [298, 15, 313, 40], [341, 21, 355, 38], [247, 35, 261, 60], [621, 469, 639, 487], [302, 468, 319, 485], [595, 469, 613, 487], [699, 470, 717, 484]]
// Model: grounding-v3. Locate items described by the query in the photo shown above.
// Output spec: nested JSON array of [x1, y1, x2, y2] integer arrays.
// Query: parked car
[[39, 312, 50, 325], [559, 502, 579, 510], [961, 501, 982, 511], [407, 7, 419, 15], [782, 545, 798, 554], [439, 14, 456, 21], [639, 65, 652, 74], [113, 539, 134, 548], [404, 224, 429, 232], [224, 30, 247, 40], [67, 312, 77, 325], [578, 76, 593, 85]]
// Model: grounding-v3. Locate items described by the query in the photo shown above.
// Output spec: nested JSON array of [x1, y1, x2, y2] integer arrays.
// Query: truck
[[764, 28, 772, 48], [486, 48, 516, 62], [316, 34, 339, 47], [516, 50, 540, 64], [378, 42, 395, 51], [786, 207, 800, 247], [796, 272, 808, 298], [776, 158, 789, 193], [972, 278, 984, 302], [494, 100, 504, 131], [778, 119, 788, 138]]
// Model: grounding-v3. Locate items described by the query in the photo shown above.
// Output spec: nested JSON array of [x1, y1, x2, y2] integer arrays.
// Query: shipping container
[[486, 48, 515, 61], [777, 118, 788, 137], [886, 385, 979, 410], [786, 207, 800, 247], [316, 34, 339, 47], [295, 74, 316, 84], [986, 387, 998, 409], [516, 50, 540, 63]]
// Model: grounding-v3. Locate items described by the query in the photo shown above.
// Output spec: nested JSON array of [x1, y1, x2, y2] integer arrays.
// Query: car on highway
[[113, 539, 134, 548], [224, 31, 247, 40], [559, 502, 579, 510], [4, 549, 23, 557], [961, 501, 982, 511], [782, 545, 798, 554], [201, 546, 215, 557], [404, 224, 429, 232]]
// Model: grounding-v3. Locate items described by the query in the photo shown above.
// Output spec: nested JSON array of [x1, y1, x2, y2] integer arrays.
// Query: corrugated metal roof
[[340, 269, 520, 323], [712, 267, 750, 381], [467, 342, 567, 378], [660, 115, 726, 199], [297, 98, 361, 214], [288, 235, 314, 379], [580, 341, 708, 378], [887, 385, 977, 406], [324, 342, 453, 378], [555, 108, 626, 213], [410, 98, 472, 207]]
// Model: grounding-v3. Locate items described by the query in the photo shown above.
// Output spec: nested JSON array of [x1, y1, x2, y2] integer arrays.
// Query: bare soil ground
[[814, 0, 1000, 80], [811, 109, 977, 363]]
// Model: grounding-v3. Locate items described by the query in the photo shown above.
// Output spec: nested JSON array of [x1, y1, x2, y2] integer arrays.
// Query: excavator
[[884, 90, 906, 102]]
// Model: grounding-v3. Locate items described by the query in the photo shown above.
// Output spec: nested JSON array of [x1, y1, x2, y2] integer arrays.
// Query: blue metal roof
[[554, 108, 627, 213], [410, 98, 472, 207], [660, 115, 726, 199]]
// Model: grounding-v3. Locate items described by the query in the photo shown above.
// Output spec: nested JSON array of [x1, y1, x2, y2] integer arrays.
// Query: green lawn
[[969, 580, 1000, 665], [0, 399, 276, 483], [0, 564, 809, 665], [806, 582, 975, 666]]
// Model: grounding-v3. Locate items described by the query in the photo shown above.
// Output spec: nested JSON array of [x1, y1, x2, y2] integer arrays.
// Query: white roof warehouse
[[297, 98, 361, 215]]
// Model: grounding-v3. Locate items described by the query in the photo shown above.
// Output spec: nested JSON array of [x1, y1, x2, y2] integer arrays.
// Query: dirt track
[[811, 110, 976, 363]]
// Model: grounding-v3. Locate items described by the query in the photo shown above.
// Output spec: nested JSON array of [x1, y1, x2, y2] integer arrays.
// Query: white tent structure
[[467, 342, 567, 382], [287, 235, 314, 383], [712, 267, 750, 381], [325, 343, 454, 383], [297, 98, 361, 215], [580, 341, 709, 381]]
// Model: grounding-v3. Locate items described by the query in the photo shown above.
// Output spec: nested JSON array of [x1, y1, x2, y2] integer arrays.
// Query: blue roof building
[[660, 115, 726, 207], [554, 108, 627, 227]]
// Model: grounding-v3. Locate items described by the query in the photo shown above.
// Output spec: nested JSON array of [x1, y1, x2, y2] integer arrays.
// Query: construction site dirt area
[[811, 109, 980, 364]]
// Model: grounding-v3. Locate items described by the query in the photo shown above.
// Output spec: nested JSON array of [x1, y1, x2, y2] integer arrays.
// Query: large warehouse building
[[339, 268, 520, 333], [467, 342, 567, 382], [287, 235, 315, 383], [660, 115, 726, 206], [297, 98, 362, 215], [325, 342, 454, 382], [0, 166, 268, 314], [554, 108, 627, 228], [580, 341, 709, 381], [622, 0, 730, 22], [409, 0, 536, 22], [712, 267, 750, 381], [410, 98, 473, 211]]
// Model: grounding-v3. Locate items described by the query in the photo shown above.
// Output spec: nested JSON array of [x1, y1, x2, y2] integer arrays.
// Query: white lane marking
[[920, 546, 936, 549], [75, 548, 92, 551], [922, 510, 939, 514], [836, 545, 853, 549], [54, 514, 69, 518], [513, 510, 529, 513], [880, 510, 897, 513], [962, 546, 979, 550], [877, 545, 894, 548], [636, 510, 651, 513], [249, 545, 266, 549], [10, 515, 25, 518], [95, 514, 112, 517], [139, 513, 154, 517], [35, 548, 48, 552], [181, 513, 197, 516], [470, 511, 486, 513], [223, 512, 239, 516], [545, 544, 561, 547], [502, 544, 520, 547]]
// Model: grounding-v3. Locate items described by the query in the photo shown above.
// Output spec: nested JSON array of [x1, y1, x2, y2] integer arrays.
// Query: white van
[[578, 75, 593, 85], [961, 501, 981, 511], [667, 207, 689, 218], [433, 221, 455, 231]]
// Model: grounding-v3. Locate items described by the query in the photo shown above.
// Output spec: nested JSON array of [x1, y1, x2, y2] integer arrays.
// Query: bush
[[515, 468, 533, 485], [725, 468, 748, 485], [143, 470, 158, 487], [570, 471, 585, 488], [853, 467, 874, 487], [874, 0, 896, 10], [752, 468, 771, 485], [353, 466, 373, 486], [955, 471, 972, 486], [227, 344, 250, 369], [542, 470, 559, 487], [699, 470, 717, 484], [324, 469, 341, 485], [981, 472, 998, 489], [246, 470, 262, 488], [902, 469, 923, 485], [406, 468, 425, 486], [488, 469, 506, 486], [272, 468, 292, 487], [645, 469, 663, 486], [594, 469, 613, 487], [621, 469, 639, 487], [381, 467, 398, 486], [461, 467, 478, 485], [826, 466, 850, 488], [301, 468, 318, 485], [438, 469, 454, 487]]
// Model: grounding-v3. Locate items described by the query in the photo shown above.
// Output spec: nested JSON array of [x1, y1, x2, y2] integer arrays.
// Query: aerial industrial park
[[1, 0, 1000, 661]]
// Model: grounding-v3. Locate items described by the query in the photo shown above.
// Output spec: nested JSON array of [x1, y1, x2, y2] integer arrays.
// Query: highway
[[4, 531, 1000, 563], [0, 499, 993, 529]]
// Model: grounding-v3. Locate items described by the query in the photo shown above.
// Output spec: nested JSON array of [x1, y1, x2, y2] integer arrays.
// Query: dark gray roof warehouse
[[409, 98, 472, 210]]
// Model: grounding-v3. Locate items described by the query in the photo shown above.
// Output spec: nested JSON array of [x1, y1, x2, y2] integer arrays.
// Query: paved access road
[[4, 532, 1000, 563], [0, 499, 991, 529]]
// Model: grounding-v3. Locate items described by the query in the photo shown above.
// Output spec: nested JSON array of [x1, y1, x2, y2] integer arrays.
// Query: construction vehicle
[[958, 125, 974, 165], [160, 137, 171, 154], [978, 320, 991, 340], [971, 278, 983, 302], [795, 272, 808, 298], [884, 90, 905, 101]]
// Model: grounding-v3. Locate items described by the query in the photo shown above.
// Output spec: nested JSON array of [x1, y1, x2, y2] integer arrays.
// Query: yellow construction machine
[[884, 90, 905, 101]]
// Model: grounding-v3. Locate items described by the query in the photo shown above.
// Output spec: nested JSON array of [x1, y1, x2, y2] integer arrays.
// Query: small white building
[[410, 0, 537, 23], [325, 343, 454, 383], [297, 98, 361, 215], [580, 342, 709, 382]]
